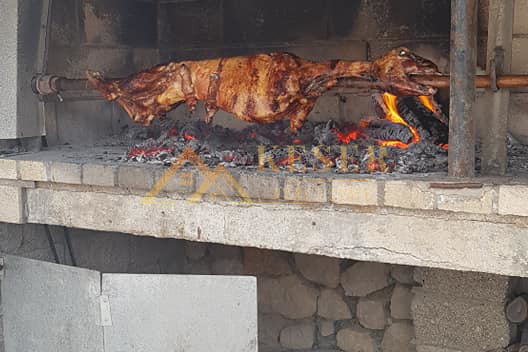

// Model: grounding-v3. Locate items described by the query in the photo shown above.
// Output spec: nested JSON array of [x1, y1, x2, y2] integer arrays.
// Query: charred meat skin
[[87, 47, 440, 133]]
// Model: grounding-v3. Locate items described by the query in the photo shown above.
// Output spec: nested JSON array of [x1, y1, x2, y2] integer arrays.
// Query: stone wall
[[0, 223, 419, 351], [181, 242, 418, 352]]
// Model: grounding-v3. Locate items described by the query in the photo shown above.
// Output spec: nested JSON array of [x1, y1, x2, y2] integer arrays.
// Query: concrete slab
[[102, 274, 257, 352], [0, 185, 24, 224], [24, 187, 528, 277]]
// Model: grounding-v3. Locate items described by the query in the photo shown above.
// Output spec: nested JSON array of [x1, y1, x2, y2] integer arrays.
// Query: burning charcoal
[[300, 121, 315, 136], [187, 139, 201, 151], [392, 142, 448, 174], [120, 103, 456, 174], [314, 121, 338, 145], [397, 97, 449, 146], [159, 117, 177, 130], [232, 151, 253, 166], [125, 125, 150, 141], [156, 151, 171, 161], [366, 120, 413, 143], [181, 123, 200, 141], [256, 135, 272, 145]]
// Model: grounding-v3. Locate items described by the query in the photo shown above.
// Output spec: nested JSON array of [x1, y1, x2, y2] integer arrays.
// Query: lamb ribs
[[87, 47, 440, 133]]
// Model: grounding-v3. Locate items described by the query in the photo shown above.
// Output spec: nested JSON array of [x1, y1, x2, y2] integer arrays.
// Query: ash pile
[[122, 96, 451, 174]]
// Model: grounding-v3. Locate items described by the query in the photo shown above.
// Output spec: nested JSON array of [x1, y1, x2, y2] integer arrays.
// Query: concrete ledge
[[3, 151, 528, 218], [24, 187, 528, 277], [82, 163, 117, 187], [18, 160, 48, 182], [0, 152, 528, 217], [499, 185, 528, 217], [3, 148, 528, 277], [0, 159, 17, 180], [49, 162, 82, 184], [0, 185, 24, 224]]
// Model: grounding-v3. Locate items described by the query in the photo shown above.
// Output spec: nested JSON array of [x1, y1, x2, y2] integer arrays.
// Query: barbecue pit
[[0, 1, 527, 351]]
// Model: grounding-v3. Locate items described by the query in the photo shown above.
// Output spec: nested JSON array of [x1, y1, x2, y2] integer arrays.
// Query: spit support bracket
[[31, 74, 64, 102], [488, 46, 506, 92]]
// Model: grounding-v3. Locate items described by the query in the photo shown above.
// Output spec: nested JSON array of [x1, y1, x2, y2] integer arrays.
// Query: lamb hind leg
[[289, 101, 316, 134]]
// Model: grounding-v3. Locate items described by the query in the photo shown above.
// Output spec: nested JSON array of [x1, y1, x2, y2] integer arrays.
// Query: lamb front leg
[[204, 72, 221, 124]]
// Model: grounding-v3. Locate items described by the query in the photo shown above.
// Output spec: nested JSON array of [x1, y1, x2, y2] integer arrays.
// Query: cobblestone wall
[[182, 241, 419, 352]]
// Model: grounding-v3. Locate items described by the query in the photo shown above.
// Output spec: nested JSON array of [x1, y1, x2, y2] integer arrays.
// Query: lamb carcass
[[87, 47, 440, 133]]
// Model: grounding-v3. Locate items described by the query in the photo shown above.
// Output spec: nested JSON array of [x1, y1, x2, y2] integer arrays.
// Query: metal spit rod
[[340, 74, 528, 90], [32, 74, 528, 96]]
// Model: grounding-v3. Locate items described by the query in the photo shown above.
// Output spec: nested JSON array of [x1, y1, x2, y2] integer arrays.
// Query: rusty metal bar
[[414, 74, 528, 89], [35, 74, 528, 96], [54, 78, 93, 91], [338, 74, 528, 90], [448, 0, 478, 178]]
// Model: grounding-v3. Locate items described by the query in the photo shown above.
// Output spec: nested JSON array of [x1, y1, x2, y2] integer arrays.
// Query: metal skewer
[[33, 74, 528, 97]]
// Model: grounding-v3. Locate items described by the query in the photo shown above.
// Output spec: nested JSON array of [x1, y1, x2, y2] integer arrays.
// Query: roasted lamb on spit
[[87, 47, 440, 133]]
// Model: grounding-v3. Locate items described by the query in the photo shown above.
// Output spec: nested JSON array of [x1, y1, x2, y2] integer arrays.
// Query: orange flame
[[377, 93, 420, 149], [418, 95, 435, 112]]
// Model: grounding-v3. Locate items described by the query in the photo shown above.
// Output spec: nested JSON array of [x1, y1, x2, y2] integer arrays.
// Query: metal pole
[[449, 0, 478, 178], [34, 75, 528, 96], [338, 74, 528, 90], [480, 0, 513, 175]]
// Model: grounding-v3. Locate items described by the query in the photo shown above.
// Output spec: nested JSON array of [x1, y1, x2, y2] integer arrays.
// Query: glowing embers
[[129, 146, 174, 159], [334, 123, 366, 145], [183, 132, 198, 141]]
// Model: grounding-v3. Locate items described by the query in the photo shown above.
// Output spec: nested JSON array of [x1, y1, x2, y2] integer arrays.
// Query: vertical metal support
[[480, 0, 513, 175], [449, 0, 478, 177], [37, 0, 53, 142]]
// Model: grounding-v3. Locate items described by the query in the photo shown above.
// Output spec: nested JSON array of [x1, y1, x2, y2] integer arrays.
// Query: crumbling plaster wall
[[509, 0, 528, 144], [0, 223, 514, 352], [45, 0, 160, 145], [478, 0, 528, 145]]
